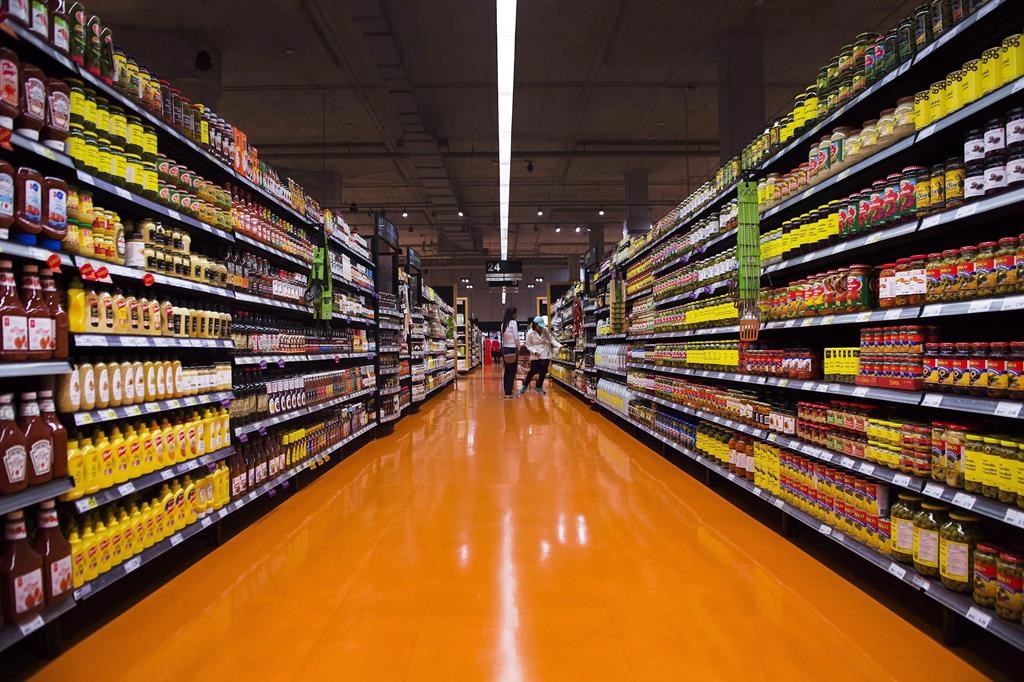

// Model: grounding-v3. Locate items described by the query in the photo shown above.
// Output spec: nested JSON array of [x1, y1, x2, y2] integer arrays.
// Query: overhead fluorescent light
[[496, 0, 518, 260]]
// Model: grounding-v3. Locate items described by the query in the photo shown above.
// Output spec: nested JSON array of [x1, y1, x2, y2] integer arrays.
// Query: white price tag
[[772, 498, 785, 509], [855, 311, 872, 323], [1003, 507, 1024, 528], [695, 455, 704, 463], [921, 304, 943, 317], [125, 405, 142, 416], [169, 534, 183, 546], [18, 614, 45, 636], [994, 401, 1023, 418], [804, 446, 821, 456], [767, 433, 778, 443], [952, 492, 976, 510], [820, 315, 834, 326], [884, 308, 903, 320], [201, 516, 212, 528], [1014, 78, 1024, 94], [923, 482, 945, 498], [859, 462, 876, 476], [78, 413, 93, 425], [866, 232, 884, 245], [1002, 296, 1024, 312], [753, 487, 762, 497], [918, 124, 937, 140], [837, 169, 851, 182], [167, 209, 181, 221], [100, 409, 117, 421], [841, 456, 856, 468], [852, 387, 869, 397], [966, 606, 992, 629], [819, 452, 833, 462], [967, 299, 992, 314], [784, 319, 796, 328], [123, 556, 141, 573], [893, 474, 912, 487], [818, 524, 833, 536], [921, 214, 942, 230], [75, 583, 93, 600], [911, 574, 931, 591], [887, 562, 907, 580], [115, 186, 132, 199], [955, 204, 978, 220], [727, 472, 736, 481], [921, 394, 943, 408], [160, 468, 175, 480], [117, 482, 135, 496], [248, 492, 257, 502]]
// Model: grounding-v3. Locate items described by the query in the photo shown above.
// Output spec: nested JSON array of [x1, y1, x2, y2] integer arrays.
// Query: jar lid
[[920, 502, 947, 511], [999, 237, 1018, 245], [978, 241, 997, 248], [976, 542, 1001, 554], [902, 165, 928, 173], [999, 551, 1024, 564], [909, 255, 926, 260], [945, 157, 963, 166], [948, 511, 979, 522]]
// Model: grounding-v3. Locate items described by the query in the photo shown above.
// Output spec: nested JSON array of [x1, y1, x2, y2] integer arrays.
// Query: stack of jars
[[924, 236, 1023, 303], [739, 347, 817, 379], [923, 341, 1024, 398], [653, 249, 736, 301], [857, 325, 935, 390], [761, 265, 874, 320]]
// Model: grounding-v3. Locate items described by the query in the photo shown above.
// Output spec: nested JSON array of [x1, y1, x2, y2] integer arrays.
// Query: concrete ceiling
[[90, 0, 918, 263]]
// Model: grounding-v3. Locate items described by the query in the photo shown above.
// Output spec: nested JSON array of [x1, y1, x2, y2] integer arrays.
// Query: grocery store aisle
[[34, 367, 985, 681]]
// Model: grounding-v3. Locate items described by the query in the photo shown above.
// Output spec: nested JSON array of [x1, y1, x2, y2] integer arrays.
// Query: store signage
[[485, 259, 522, 282], [407, 247, 422, 272], [375, 214, 398, 249]]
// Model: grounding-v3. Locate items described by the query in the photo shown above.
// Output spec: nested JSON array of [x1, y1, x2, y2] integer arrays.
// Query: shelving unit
[[555, 3, 1024, 655]]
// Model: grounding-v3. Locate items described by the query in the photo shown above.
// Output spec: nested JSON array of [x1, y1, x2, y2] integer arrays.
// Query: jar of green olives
[[995, 550, 1024, 621], [973, 543, 1000, 608], [939, 511, 979, 592], [913, 502, 947, 576], [890, 493, 921, 564]]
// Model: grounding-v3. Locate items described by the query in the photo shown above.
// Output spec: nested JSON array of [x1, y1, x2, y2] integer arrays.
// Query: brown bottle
[[0, 47, 19, 131], [40, 269, 67, 359], [19, 392, 52, 485], [14, 166, 44, 236], [0, 393, 28, 494], [31, 500, 71, 605], [20, 265, 53, 360], [0, 261, 28, 362], [40, 77, 69, 150], [0, 159, 15, 234], [38, 390, 66, 477], [14, 63, 46, 140], [1, 511, 44, 624]]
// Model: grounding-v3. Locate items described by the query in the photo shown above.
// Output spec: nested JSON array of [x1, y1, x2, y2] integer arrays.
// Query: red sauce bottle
[[1, 510, 44, 624], [0, 260, 28, 361], [20, 265, 53, 360], [5, 0, 31, 26], [40, 269, 67, 359], [14, 63, 46, 140], [19, 391, 52, 485], [41, 78, 69, 150], [40, 176, 68, 242], [14, 166, 44, 236], [0, 393, 28, 494], [0, 48, 19, 130], [0, 159, 15, 236], [31, 500, 71, 605], [38, 390, 65, 477]]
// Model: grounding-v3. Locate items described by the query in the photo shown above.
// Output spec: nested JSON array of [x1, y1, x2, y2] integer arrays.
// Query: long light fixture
[[496, 0, 518, 260]]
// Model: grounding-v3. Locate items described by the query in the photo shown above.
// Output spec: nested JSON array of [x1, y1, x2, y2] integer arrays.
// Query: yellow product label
[[996, 454, 1016, 495], [96, 107, 110, 136], [963, 444, 981, 485], [939, 538, 970, 582], [110, 113, 127, 142], [128, 122, 144, 149], [144, 130, 158, 157], [891, 517, 914, 553], [84, 98, 97, 129], [70, 89, 85, 119], [913, 527, 939, 568], [979, 451, 999, 488], [1016, 455, 1024, 496]]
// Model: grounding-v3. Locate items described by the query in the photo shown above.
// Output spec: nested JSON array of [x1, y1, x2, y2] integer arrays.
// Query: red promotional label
[[94, 266, 109, 280], [46, 253, 61, 271], [142, 273, 154, 286], [79, 262, 94, 279]]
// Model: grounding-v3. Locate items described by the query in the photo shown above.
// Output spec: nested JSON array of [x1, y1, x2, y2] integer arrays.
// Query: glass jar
[[995, 550, 1024, 621], [975, 241, 998, 298], [973, 543, 1000, 608], [995, 237, 1019, 295], [997, 439, 1018, 505], [985, 156, 1007, 195], [944, 158, 965, 208], [944, 423, 967, 488], [956, 245, 977, 301], [890, 493, 921, 564], [981, 436, 1002, 499], [894, 97, 915, 136], [929, 163, 946, 212], [907, 255, 926, 304], [878, 263, 896, 308], [939, 511, 979, 593], [986, 342, 1009, 398], [1008, 151, 1024, 187], [963, 434, 984, 493], [964, 128, 985, 163], [1008, 107, 1024, 153], [964, 161, 986, 200], [913, 502, 947, 576]]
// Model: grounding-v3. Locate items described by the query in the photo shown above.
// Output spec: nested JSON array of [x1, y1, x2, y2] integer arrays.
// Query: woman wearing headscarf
[[499, 307, 520, 398], [520, 316, 560, 395]]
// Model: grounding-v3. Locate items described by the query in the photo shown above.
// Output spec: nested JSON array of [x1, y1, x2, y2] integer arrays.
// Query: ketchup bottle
[[20, 264, 53, 360], [38, 390, 66, 477], [40, 268, 67, 359], [1, 510, 44, 624], [31, 500, 72, 605], [0, 260, 28, 362], [0, 393, 28, 494], [19, 391, 52, 485]]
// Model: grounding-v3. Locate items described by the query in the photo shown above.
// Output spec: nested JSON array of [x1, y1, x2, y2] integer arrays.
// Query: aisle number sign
[[485, 260, 522, 282]]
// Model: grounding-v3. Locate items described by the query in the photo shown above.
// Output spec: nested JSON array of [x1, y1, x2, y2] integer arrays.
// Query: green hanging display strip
[[737, 177, 761, 341], [310, 222, 334, 320]]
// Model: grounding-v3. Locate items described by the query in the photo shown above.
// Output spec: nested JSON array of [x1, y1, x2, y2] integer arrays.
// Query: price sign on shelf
[[994, 401, 1023, 418], [921, 394, 943, 408], [951, 492, 977, 510], [123, 557, 141, 574], [967, 299, 992, 314], [923, 482, 945, 498], [818, 524, 833, 536], [773, 498, 785, 509], [966, 606, 992, 629], [892, 474, 912, 487], [852, 387, 869, 397], [883, 308, 903, 320], [18, 614, 45, 637], [117, 482, 135, 496], [169, 534, 183, 546], [887, 562, 907, 580]]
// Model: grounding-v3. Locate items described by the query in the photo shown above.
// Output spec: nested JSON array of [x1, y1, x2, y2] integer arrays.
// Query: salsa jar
[[939, 511, 979, 593]]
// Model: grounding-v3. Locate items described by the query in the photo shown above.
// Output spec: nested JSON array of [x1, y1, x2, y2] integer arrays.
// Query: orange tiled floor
[[33, 366, 987, 681]]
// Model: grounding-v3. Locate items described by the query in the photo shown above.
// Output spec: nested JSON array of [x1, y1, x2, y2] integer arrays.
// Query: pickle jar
[[944, 158, 965, 207], [944, 423, 967, 488], [997, 439, 1019, 505], [929, 163, 946, 211], [973, 543, 1000, 608], [956, 245, 977, 301], [995, 550, 1024, 621], [890, 493, 921, 564], [925, 253, 943, 301], [995, 237, 1018, 294], [963, 434, 984, 493], [975, 241, 998, 297], [913, 502, 947, 576], [939, 511, 979, 593]]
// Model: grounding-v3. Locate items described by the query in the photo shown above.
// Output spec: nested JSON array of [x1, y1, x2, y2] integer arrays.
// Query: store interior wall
[[422, 264, 571, 322]]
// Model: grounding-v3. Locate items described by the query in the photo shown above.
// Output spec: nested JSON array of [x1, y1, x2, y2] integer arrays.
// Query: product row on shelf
[[455, 297, 481, 373], [561, 1, 1024, 655]]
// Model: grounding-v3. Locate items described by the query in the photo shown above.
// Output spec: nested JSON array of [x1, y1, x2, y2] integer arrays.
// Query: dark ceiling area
[[90, 0, 919, 263]]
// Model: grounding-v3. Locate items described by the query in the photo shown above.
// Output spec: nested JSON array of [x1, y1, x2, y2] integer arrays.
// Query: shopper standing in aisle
[[520, 317, 560, 395], [500, 308, 520, 398]]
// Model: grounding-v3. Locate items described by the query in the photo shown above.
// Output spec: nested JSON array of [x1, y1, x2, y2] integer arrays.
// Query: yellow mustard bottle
[[183, 475, 197, 525], [79, 359, 96, 411], [171, 480, 186, 530], [84, 286, 100, 332], [109, 426, 128, 484], [109, 357, 123, 407], [157, 484, 175, 538], [140, 501, 155, 549], [125, 424, 143, 477], [120, 359, 135, 406], [112, 289, 129, 335], [155, 356, 167, 399], [136, 422, 154, 474], [192, 411, 206, 457], [94, 518, 112, 574], [61, 437, 84, 501], [95, 430, 115, 491], [220, 408, 231, 449], [68, 278, 88, 333], [143, 359, 157, 402], [131, 357, 144, 405], [81, 521, 99, 582], [104, 511, 123, 565], [118, 508, 134, 559], [129, 505, 145, 554], [176, 418, 192, 463], [79, 436, 99, 494], [68, 529, 85, 589], [97, 289, 114, 333]]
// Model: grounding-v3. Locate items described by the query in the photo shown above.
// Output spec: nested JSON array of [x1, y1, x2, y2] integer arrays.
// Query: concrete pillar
[[717, 23, 765, 164], [624, 169, 650, 234]]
